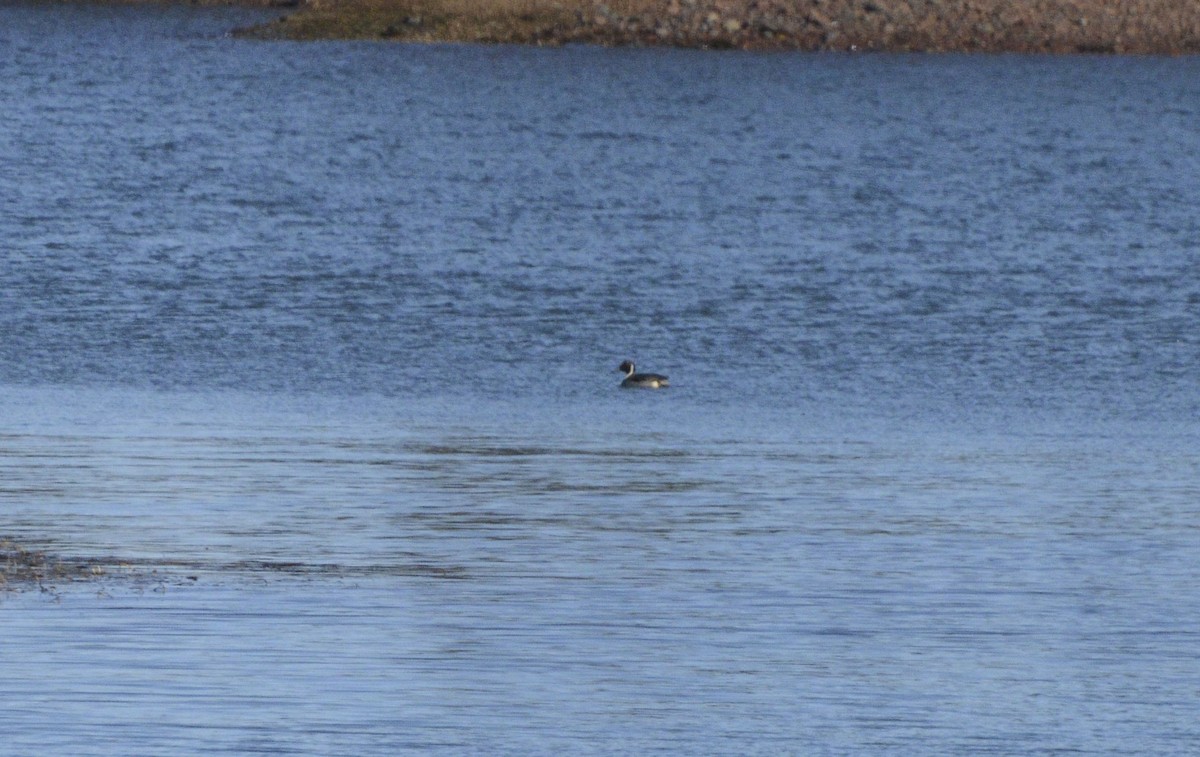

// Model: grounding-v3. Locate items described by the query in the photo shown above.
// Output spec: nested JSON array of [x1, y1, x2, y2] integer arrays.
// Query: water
[[2, 3, 1200, 753]]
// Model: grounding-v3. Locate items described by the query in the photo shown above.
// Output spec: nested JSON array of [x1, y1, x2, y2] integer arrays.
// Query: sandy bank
[[237, 0, 1200, 53]]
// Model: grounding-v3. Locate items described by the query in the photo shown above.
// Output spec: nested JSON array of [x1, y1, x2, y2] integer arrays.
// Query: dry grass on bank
[[240, 0, 1200, 52], [257, 0, 581, 41], [246, 0, 701, 43]]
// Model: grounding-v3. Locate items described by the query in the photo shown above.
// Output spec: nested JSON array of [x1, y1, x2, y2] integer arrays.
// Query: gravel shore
[[242, 0, 1200, 53]]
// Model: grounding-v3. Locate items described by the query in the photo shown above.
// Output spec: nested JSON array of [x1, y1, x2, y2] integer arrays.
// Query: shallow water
[[2, 3, 1200, 753]]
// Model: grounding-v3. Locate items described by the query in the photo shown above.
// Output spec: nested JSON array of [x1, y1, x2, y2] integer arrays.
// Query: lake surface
[[2, 3, 1200, 753]]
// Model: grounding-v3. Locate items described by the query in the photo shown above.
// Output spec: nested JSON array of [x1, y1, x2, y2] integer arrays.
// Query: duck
[[618, 360, 669, 389]]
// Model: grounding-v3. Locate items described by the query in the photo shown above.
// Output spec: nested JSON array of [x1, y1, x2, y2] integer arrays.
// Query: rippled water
[[2, 3, 1200, 754]]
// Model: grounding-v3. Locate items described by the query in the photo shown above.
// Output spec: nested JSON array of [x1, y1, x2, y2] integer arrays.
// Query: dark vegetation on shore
[[233, 0, 1200, 53], [1, 537, 467, 595], [1, 539, 111, 592]]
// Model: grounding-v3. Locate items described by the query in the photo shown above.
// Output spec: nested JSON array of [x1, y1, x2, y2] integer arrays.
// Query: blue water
[[2, 3, 1200, 754]]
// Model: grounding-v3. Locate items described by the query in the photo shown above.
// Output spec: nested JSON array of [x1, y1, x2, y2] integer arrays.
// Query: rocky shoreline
[[238, 0, 1200, 54]]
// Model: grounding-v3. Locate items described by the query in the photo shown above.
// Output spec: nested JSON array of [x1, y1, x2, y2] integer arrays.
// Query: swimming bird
[[618, 360, 669, 389]]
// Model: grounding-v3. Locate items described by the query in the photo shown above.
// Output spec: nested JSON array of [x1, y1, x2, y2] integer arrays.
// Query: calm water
[[2, 3, 1200, 753]]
